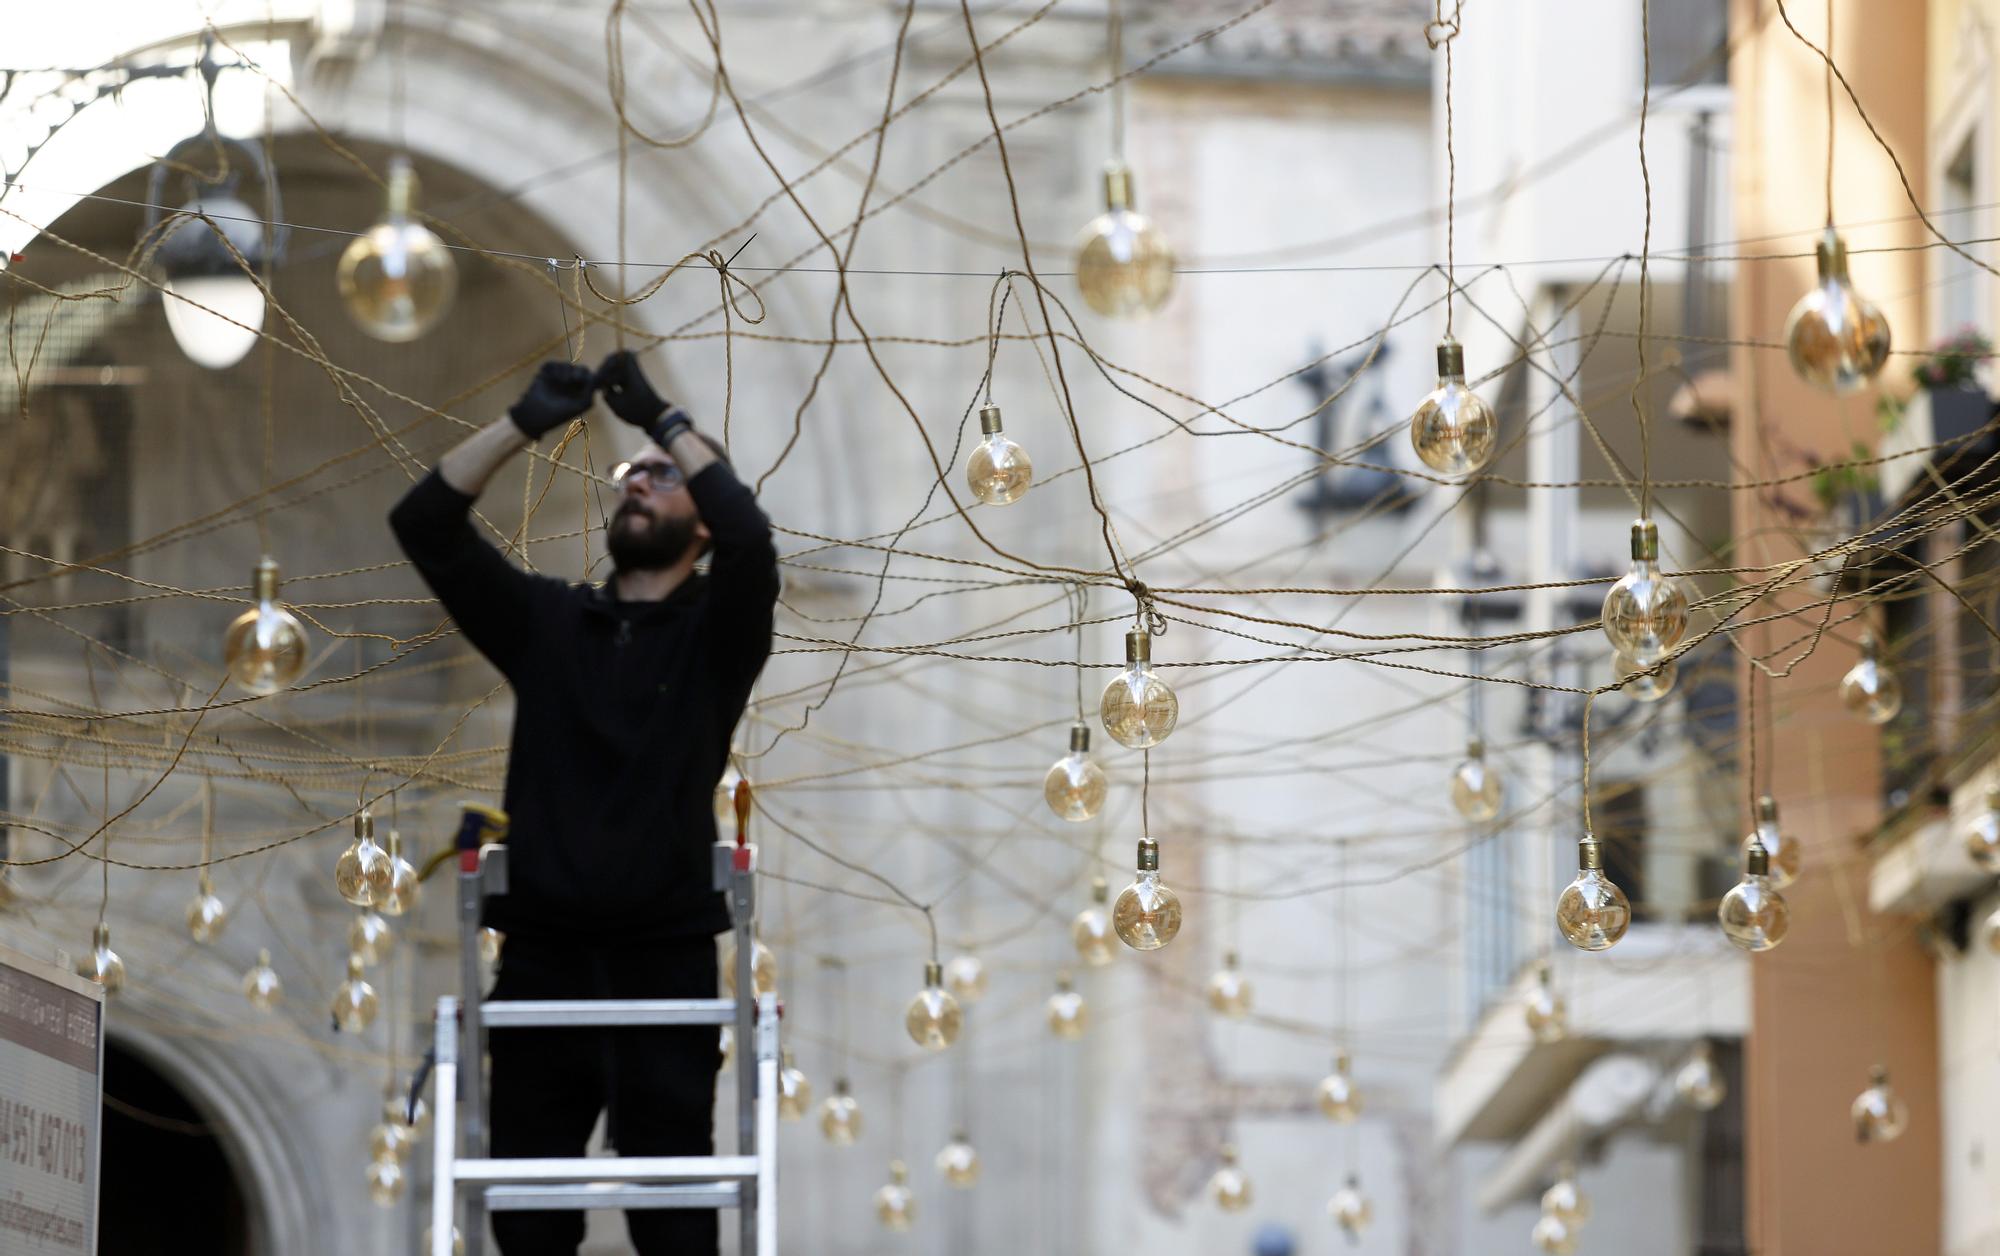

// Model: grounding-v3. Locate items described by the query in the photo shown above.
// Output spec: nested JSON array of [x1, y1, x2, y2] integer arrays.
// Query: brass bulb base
[[93, 921, 110, 948], [252, 556, 281, 603], [1103, 163, 1134, 212], [1757, 795, 1778, 824], [1744, 840, 1770, 876], [1091, 875, 1109, 903], [386, 156, 420, 220], [1629, 518, 1660, 562], [1136, 837, 1160, 872], [1578, 835, 1604, 871], [978, 402, 1004, 435], [356, 809, 374, 840], [1816, 227, 1849, 280], [1859, 630, 1880, 661], [1435, 337, 1466, 380], [1124, 629, 1151, 664], [1869, 1064, 1889, 1085], [1466, 735, 1486, 759], [1070, 722, 1091, 753], [923, 961, 943, 987]]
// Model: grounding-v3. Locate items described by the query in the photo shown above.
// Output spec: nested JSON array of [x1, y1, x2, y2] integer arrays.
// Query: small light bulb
[[1045, 722, 1108, 822], [1785, 227, 1891, 395], [1209, 1145, 1253, 1212], [1206, 951, 1253, 1019], [1556, 834, 1631, 952], [1614, 650, 1678, 703], [1967, 787, 2000, 872], [1531, 1212, 1579, 1255], [1675, 1041, 1726, 1111], [243, 949, 283, 1012], [1746, 795, 1801, 889], [335, 809, 394, 909], [1113, 838, 1184, 951], [778, 1051, 812, 1121], [1541, 1164, 1590, 1226], [1840, 632, 1903, 724], [186, 875, 229, 944], [365, 1153, 406, 1206], [1524, 963, 1567, 1044], [722, 936, 779, 999], [1071, 877, 1117, 967], [1409, 337, 1498, 477], [78, 922, 124, 994], [966, 402, 1033, 506], [1316, 1052, 1361, 1122], [905, 962, 963, 1051], [478, 927, 504, 965], [370, 1119, 413, 1165], [385, 1091, 428, 1139], [1046, 974, 1088, 1040], [1718, 835, 1790, 953], [338, 157, 458, 343], [350, 910, 395, 966], [1328, 1173, 1373, 1240], [874, 1159, 917, 1231], [820, 1078, 863, 1145], [1451, 736, 1503, 822], [332, 952, 380, 1033], [378, 829, 420, 917], [1100, 630, 1179, 749], [713, 762, 744, 834], [1851, 1065, 1909, 1144], [936, 1132, 981, 1188], [1601, 519, 1688, 664], [1074, 163, 1175, 318], [223, 557, 309, 695], [944, 954, 989, 1004]]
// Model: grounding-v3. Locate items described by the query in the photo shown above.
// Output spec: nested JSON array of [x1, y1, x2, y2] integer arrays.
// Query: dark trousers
[[488, 934, 721, 1256]]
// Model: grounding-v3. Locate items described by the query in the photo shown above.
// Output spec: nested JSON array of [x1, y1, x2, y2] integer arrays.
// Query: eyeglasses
[[610, 460, 686, 492]]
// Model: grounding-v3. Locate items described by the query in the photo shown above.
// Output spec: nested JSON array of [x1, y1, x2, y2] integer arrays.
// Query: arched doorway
[[99, 1038, 252, 1256]]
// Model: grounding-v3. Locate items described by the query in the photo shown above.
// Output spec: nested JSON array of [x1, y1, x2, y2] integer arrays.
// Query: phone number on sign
[[0, 1096, 87, 1184]]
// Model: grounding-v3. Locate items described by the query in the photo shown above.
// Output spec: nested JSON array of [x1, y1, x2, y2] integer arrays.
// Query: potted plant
[[1914, 326, 1994, 444]]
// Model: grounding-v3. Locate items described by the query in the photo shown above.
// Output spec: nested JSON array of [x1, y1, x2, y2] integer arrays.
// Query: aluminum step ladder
[[426, 801, 778, 1256]]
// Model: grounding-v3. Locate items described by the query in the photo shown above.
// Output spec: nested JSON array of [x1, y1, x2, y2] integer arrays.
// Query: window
[[1941, 136, 1982, 338], [1646, 0, 1729, 88]]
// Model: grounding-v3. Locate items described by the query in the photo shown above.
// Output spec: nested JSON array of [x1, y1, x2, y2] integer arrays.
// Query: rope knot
[[1424, 0, 1463, 48]]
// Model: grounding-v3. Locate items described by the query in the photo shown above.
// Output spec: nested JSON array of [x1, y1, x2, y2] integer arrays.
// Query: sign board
[[0, 944, 102, 1254]]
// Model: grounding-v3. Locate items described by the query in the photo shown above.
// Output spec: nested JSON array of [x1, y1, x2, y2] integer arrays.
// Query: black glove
[[594, 350, 689, 446], [508, 361, 596, 439]]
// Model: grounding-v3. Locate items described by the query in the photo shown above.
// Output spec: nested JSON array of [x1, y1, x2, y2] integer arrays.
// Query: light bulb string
[[1632, 0, 1654, 524], [1141, 749, 1151, 841], [1107, 0, 1125, 165], [979, 272, 1017, 406], [1070, 583, 1088, 723], [1578, 691, 1597, 841], [1425, 1, 1462, 338], [1823, 0, 1834, 229]]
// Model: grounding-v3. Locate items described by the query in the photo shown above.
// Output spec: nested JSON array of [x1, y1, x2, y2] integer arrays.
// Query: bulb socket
[[1103, 163, 1134, 212], [1757, 795, 1778, 825], [1136, 837, 1160, 872], [1466, 734, 1486, 759], [256, 948, 271, 966], [1986, 783, 2000, 812], [1629, 518, 1660, 562], [1869, 1064, 1889, 1086], [923, 961, 943, 988], [1219, 1144, 1238, 1164], [1070, 722, 1091, 753], [889, 1159, 908, 1183], [1578, 834, 1604, 871], [834, 1076, 851, 1095], [1744, 839, 1770, 876], [252, 555, 281, 603], [1335, 1049, 1351, 1073], [1435, 337, 1466, 381], [348, 952, 365, 979], [1223, 949, 1238, 969], [1816, 227, 1849, 281], [978, 402, 1004, 435], [1859, 630, 1880, 661], [386, 155, 420, 220], [1091, 875, 1109, 903], [93, 921, 110, 948], [1124, 629, 1152, 665], [356, 809, 374, 841], [1055, 972, 1073, 992]]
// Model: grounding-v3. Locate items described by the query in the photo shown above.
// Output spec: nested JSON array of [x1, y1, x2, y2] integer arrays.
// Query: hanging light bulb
[[944, 954, 989, 1004], [365, 1153, 405, 1206], [1451, 736, 1503, 822], [223, 557, 309, 695], [1967, 786, 2000, 872], [904, 962, 963, 1051], [379, 829, 420, 917], [1531, 1212, 1579, 1256], [478, 927, 504, 965], [713, 762, 744, 834], [369, 1119, 413, 1165], [1074, 163, 1175, 318], [965, 402, 1033, 506], [1316, 1051, 1361, 1123], [1601, 519, 1688, 664], [820, 1078, 863, 1145], [1209, 1145, 1253, 1212], [186, 874, 229, 944], [1328, 1173, 1373, 1241], [1718, 833, 1790, 953], [350, 911, 395, 966], [385, 1091, 428, 1140], [1851, 1065, 1909, 1144], [1206, 951, 1253, 1018], [1982, 903, 2000, 956], [721, 936, 778, 999], [1524, 961, 1568, 1044], [1045, 722, 1109, 821], [243, 949, 283, 1012], [1100, 629, 1179, 749], [420, 1226, 465, 1256], [1409, 337, 1499, 477], [332, 953, 380, 1033], [1541, 1164, 1590, 1227], [1072, 877, 1117, 967], [1840, 632, 1903, 724], [335, 809, 393, 909], [1046, 974, 1089, 1040], [77, 922, 124, 994], [875, 1160, 916, 1231], [1785, 227, 1891, 395], [778, 1050, 812, 1121], [718, 1027, 734, 1072], [1746, 795, 1801, 889], [338, 156, 457, 342], [1556, 833, 1631, 952], [1675, 1041, 1727, 1111], [936, 1131, 981, 1188], [1113, 837, 1184, 951], [1613, 650, 1678, 703]]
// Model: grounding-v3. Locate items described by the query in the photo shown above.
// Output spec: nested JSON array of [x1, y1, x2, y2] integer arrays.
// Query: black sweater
[[389, 461, 778, 942]]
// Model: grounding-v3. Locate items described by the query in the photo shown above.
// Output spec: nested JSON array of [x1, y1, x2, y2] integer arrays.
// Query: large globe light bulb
[[1523, 962, 1567, 1043], [78, 922, 125, 994], [944, 953, 989, 1004], [156, 194, 267, 369], [1113, 838, 1183, 950], [1451, 736, 1503, 822], [1675, 1041, 1726, 1110], [1328, 1174, 1373, 1240], [224, 557, 309, 695], [819, 1078, 862, 1145], [1556, 834, 1631, 952], [186, 875, 229, 944], [1601, 519, 1688, 663], [1746, 795, 1801, 889], [1541, 1165, 1590, 1226], [1206, 950, 1253, 1018], [965, 403, 1032, 506], [904, 962, 963, 1051], [242, 948, 284, 1013], [1316, 1052, 1360, 1122], [339, 157, 458, 342], [936, 1131, 981, 1187], [778, 1051, 812, 1121], [1409, 338, 1498, 477], [335, 809, 394, 908], [1840, 632, 1903, 724], [1045, 722, 1108, 821], [1072, 877, 1117, 966], [1045, 975, 1088, 1040], [1967, 786, 2000, 872], [874, 1160, 916, 1231], [1100, 630, 1178, 749], [1209, 1145, 1252, 1212], [332, 952, 380, 1033], [1785, 227, 1890, 395], [1074, 164, 1174, 318], [1851, 1065, 1909, 1144]]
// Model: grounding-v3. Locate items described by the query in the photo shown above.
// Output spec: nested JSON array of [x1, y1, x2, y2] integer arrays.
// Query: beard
[[608, 500, 699, 572]]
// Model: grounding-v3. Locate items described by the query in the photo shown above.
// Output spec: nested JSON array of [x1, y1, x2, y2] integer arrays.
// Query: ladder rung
[[484, 1182, 742, 1211], [480, 998, 738, 1028], [455, 1156, 759, 1187]]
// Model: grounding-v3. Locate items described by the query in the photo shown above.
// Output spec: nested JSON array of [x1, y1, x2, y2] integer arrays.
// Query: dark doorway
[[99, 1041, 252, 1255]]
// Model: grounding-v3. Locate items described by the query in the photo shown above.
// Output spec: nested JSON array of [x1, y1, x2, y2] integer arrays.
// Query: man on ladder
[[390, 351, 779, 1255]]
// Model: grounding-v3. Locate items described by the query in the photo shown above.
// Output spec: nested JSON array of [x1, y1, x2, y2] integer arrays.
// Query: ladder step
[[484, 1182, 743, 1212], [455, 1156, 759, 1187], [480, 998, 739, 1028]]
